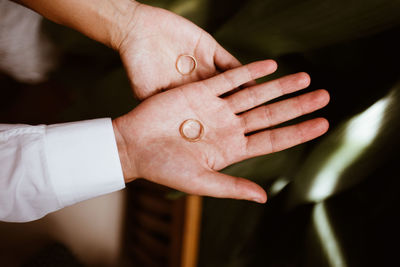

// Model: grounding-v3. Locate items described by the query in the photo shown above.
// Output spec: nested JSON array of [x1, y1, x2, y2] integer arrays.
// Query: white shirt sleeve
[[0, 118, 125, 222]]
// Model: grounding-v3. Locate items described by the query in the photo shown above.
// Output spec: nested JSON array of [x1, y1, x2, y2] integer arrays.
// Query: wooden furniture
[[123, 180, 202, 267]]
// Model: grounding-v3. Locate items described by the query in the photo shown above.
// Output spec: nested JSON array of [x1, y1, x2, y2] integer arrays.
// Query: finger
[[187, 171, 267, 203], [226, 72, 311, 114], [214, 44, 242, 71], [241, 89, 330, 133], [202, 59, 277, 96], [242, 79, 258, 88], [245, 118, 329, 158], [214, 45, 260, 88]]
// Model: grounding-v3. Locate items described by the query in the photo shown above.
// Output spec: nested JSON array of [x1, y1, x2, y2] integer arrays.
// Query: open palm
[[119, 3, 241, 99], [113, 60, 330, 203]]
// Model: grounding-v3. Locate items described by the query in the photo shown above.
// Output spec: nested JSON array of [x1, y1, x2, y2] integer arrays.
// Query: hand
[[17, 0, 241, 99], [112, 60, 330, 203], [118, 3, 242, 99]]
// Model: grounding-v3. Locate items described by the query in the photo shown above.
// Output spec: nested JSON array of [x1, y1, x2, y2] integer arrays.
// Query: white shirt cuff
[[45, 118, 125, 208]]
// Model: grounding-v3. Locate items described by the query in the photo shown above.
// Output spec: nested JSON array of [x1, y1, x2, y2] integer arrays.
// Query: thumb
[[214, 44, 242, 72], [190, 170, 267, 203], [214, 44, 257, 88]]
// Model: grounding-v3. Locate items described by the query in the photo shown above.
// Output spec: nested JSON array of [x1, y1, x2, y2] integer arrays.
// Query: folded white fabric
[[0, 118, 125, 222], [0, 0, 56, 83]]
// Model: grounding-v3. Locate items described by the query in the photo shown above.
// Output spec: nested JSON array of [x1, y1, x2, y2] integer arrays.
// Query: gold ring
[[176, 54, 197, 75], [179, 119, 204, 142]]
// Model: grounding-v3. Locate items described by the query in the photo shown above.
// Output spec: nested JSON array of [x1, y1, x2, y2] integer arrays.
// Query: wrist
[[17, 0, 140, 50], [112, 118, 139, 183], [106, 0, 141, 50]]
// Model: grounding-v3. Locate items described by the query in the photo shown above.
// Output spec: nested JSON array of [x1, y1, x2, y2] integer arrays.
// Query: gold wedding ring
[[179, 119, 204, 142], [176, 54, 197, 75]]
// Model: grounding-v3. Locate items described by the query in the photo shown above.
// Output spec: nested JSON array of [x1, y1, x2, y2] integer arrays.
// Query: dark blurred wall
[[196, 0, 400, 266], [1, 0, 400, 266]]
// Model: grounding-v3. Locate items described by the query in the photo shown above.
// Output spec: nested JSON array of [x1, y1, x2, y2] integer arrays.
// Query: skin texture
[[113, 60, 330, 203], [15, 0, 136, 47], [118, 3, 242, 99], [15, 0, 330, 203], [16, 0, 242, 99]]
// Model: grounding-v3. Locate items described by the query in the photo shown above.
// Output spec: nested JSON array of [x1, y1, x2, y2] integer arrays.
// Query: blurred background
[[1, 0, 400, 266]]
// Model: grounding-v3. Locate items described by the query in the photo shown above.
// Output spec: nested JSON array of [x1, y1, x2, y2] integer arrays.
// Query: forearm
[[14, 0, 139, 49]]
